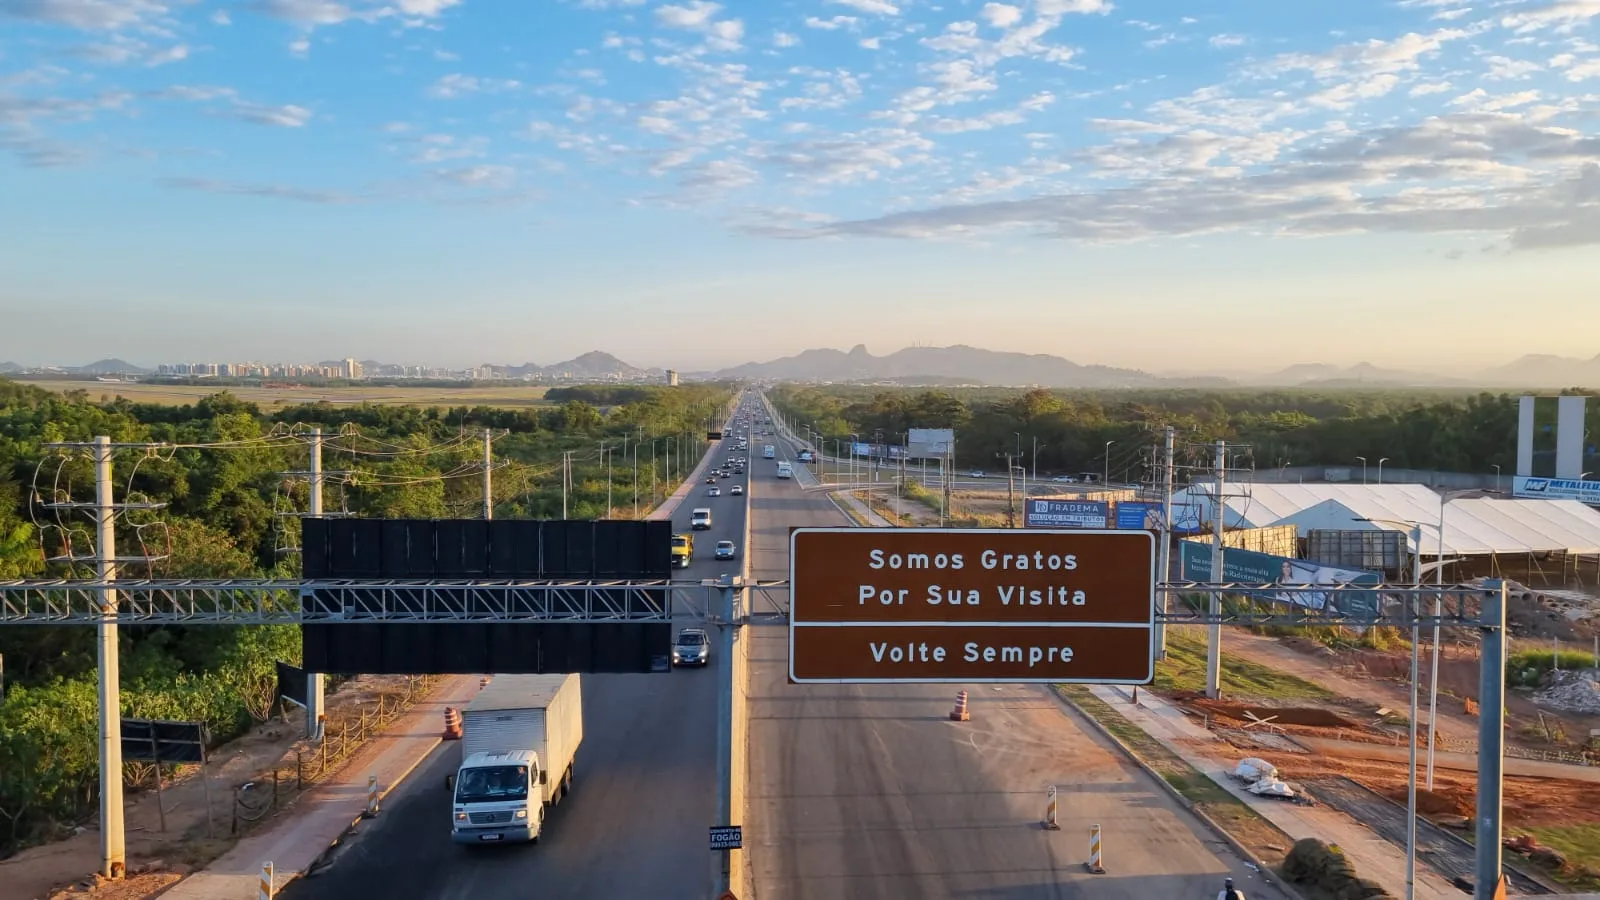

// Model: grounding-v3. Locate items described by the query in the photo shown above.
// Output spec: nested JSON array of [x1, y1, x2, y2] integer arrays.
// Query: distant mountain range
[[12, 347, 1600, 388]]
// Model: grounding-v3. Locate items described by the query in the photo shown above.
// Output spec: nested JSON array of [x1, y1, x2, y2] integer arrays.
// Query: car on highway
[[706, 476, 717, 484], [730, 485, 743, 496], [714, 540, 737, 560], [671, 629, 710, 667], [734, 466, 744, 474], [1051, 475, 1078, 483], [967, 470, 985, 478], [720, 471, 731, 478], [707, 487, 721, 497]]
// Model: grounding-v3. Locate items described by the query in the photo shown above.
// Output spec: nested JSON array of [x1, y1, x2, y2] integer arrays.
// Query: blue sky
[[2, 0, 1599, 374]]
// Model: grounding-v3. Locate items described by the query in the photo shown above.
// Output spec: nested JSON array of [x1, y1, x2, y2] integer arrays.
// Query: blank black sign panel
[[300, 519, 673, 674]]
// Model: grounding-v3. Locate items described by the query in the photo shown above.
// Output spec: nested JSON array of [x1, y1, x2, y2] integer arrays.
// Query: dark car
[[672, 629, 711, 667], [706, 476, 718, 484]]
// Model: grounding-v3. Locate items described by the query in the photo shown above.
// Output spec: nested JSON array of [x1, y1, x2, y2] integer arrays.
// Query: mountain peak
[[714, 343, 1153, 387]]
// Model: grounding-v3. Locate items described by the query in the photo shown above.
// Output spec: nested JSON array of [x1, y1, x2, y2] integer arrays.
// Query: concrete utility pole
[[605, 442, 613, 519], [633, 434, 640, 519], [1206, 439, 1225, 699], [305, 429, 325, 741], [1005, 453, 1017, 528], [1156, 426, 1175, 659], [1476, 581, 1508, 900], [712, 572, 738, 895], [482, 428, 493, 521], [94, 436, 125, 879], [1407, 523, 1423, 900], [561, 451, 572, 519]]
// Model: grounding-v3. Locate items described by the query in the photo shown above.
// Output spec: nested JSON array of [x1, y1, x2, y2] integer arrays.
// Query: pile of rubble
[[1533, 668, 1600, 714]]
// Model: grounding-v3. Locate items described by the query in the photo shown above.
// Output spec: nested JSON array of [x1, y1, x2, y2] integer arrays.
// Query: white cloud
[[1409, 80, 1453, 95], [231, 101, 313, 126], [289, 37, 311, 56], [924, 90, 1055, 133], [859, 36, 880, 49], [773, 30, 799, 47], [1501, 0, 1600, 34], [828, 0, 898, 15], [73, 34, 189, 66], [1308, 73, 1400, 109], [804, 15, 856, 30], [211, 9, 231, 24], [656, 0, 719, 30], [1035, 0, 1113, 13], [433, 164, 515, 187], [0, 0, 171, 30], [1209, 33, 1245, 48], [425, 73, 522, 98], [577, 0, 646, 7], [253, 0, 365, 26], [1485, 55, 1542, 79], [160, 176, 359, 203], [1263, 29, 1469, 79], [394, 0, 461, 14], [981, 3, 1022, 28]]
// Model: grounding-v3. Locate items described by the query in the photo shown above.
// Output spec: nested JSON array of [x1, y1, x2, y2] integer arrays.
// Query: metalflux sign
[[787, 528, 1156, 684]]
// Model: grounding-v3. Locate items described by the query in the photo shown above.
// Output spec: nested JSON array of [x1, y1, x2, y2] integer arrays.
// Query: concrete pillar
[[1556, 395, 1586, 479], [1516, 396, 1535, 477]]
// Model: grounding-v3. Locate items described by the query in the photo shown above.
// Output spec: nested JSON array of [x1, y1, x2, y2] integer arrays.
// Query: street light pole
[[1379, 457, 1390, 484], [1408, 523, 1422, 900], [1104, 440, 1115, 486], [1357, 456, 1367, 485]]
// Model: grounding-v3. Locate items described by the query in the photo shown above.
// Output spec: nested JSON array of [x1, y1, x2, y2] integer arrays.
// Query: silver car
[[672, 629, 711, 667], [715, 540, 737, 560]]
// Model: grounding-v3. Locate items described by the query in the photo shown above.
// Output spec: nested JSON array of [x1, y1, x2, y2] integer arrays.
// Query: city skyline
[[1, 0, 1598, 370]]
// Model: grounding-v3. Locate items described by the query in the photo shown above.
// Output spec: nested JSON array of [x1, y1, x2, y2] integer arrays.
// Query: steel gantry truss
[[0, 578, 1492, 626]]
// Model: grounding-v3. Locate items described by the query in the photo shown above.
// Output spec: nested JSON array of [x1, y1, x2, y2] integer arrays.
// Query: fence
[[1322, 727, 1599, 768], [231, 675, 439, 833]]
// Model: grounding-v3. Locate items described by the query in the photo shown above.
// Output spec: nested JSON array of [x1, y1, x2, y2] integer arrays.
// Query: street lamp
[[1492, 464, 1501, 492], [1354, 515, 1425, 900], [1103, 440, 1116, 486], [1378, 457, 1390, 484], [849, 433, 860, 485], [1356, 456, 1368, 485]]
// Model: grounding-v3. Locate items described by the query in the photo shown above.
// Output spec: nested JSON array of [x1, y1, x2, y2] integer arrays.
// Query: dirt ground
[[1158, 625, 1600, 881], [0, 674, 427, 900]]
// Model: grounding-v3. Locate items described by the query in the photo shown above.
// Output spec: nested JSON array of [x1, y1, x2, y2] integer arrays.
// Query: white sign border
[[787, 527, 1156, 686]]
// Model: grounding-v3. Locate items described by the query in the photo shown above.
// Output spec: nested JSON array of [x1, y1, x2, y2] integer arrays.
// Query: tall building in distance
[[343, 358, 363, 380], [665, 369, 679, 386]]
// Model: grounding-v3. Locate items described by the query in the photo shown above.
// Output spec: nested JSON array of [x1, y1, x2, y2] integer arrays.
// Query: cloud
[[924, 90, 1055, 133], [827, 0, 898, 15], [980, 3, 1023, 28], [655, 0, 744, 51], [1209, 33, 1245, 48], [155, 84, 314, 126], [773, 30, 798, 47], [229, 101, 313, 126], [656, 0, 718, 29], [1262, 29, 1469, 79], [159, 176, 359, 203], [425, 73, 522, 98], [1501, 0, 1600, 34], [432, 163, 515, 187], [73, 35, 190, 66], [859, 36, 880, 49], [252, 0, 367, 26], [1409, 81, 1453, 95], [211, 9, 229, 24], [577, 0, 645, 7], [0, 0, 171, 30], [804, 15, 856, 30]]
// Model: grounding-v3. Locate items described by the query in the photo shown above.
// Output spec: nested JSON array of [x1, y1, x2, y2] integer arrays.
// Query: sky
[[2, 0, 1599, 375]]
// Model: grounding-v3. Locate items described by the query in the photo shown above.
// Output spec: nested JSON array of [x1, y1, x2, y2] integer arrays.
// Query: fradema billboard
[[907, 428, 954, 460]]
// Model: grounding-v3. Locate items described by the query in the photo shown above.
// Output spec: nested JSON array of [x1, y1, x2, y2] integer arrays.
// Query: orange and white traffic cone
[[1043, 785, 1060, 830], [443, 706, 463, 740], [950, 690, 970, 721]]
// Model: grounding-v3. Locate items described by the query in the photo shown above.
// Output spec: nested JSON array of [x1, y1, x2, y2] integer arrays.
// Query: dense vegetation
[[0, 377, 731, 852], [769, 385, 1588, 480]]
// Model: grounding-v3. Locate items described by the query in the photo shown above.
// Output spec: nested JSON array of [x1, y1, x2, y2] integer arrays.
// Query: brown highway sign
[[788, 528, 1155, 685]]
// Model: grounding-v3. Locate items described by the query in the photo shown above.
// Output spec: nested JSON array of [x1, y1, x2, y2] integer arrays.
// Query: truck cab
[[451, 749, 543, 844], [670, 533, 694, 568], [691, 508, 712, 530]]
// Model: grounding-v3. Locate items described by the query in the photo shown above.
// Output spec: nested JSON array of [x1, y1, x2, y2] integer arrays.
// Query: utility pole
[[1006, 452, 1017, 528], [605, 442, 613, 518], [481, 428, 493, 520], [1476, 581, 1507, 900], [1206, 439, 1225, 699], [93, 437, 125, 880], [1032, 436, 1039, 481], [633, 434, 640, 519], [561, 450, 572, 519], [306, 429, 325, 740], [943, 443, 953, 526], [1156, 426, 1175, 659]]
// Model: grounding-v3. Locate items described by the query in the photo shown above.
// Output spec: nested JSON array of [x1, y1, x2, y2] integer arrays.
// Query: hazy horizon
[[3, 0, 1598, 374]]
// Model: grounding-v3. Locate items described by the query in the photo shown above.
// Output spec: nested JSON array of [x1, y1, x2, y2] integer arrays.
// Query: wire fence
[[231, 675, 440, 834]]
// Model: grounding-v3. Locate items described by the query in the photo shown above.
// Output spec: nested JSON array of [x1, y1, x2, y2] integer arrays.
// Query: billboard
[[851, 442, 871, 457], [1115, 501, 1165, 530], [907, 428, 955, 460], [1024, 499, 1110, 528], [1178, 541, 1381, 619], [1514, 475, 1600, 506], [789, 528, 1156, 684]]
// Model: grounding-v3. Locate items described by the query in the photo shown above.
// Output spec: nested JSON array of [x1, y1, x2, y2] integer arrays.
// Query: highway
[[281, 411, 754, 900], [745, 408, 1288, 899]]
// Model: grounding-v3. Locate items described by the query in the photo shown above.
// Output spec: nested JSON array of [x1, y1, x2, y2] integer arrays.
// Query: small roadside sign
[[709, 825, 742, 851]]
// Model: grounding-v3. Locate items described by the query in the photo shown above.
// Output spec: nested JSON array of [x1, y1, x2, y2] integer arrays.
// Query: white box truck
[[449, 674, 583, 845]]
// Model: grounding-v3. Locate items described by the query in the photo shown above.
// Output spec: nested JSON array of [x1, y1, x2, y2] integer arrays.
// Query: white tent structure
[[1176, 482, 1600, 582]]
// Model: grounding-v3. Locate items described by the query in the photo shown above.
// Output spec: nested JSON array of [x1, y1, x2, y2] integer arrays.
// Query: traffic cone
[[443, 706, 463, 740], [950, 690, 970, 721], [1085, 823, 1105, 873]]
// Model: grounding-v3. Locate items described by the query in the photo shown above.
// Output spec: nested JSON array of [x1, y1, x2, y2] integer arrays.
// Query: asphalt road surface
[[744, 409, 1287, 900], [282, 408, 756, 900]]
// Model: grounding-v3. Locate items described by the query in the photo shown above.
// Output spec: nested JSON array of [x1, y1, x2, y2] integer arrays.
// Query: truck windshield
[[455, 765, 529, 804]]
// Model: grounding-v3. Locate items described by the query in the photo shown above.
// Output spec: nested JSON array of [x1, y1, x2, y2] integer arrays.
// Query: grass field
[[1155, 630, 1336, 701], [24, 379, 553, 408]]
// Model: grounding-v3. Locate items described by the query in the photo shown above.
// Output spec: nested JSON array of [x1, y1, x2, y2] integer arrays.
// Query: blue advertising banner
[[1024, 499, 1110, 528], [1178, 541, 1381, 619], [1115, 501, 1164, 530]]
